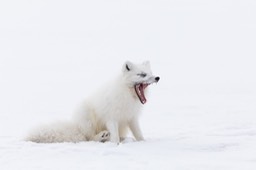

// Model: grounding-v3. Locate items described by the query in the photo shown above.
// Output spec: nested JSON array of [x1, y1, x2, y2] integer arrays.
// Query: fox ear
[[123, 61, 133, 72]]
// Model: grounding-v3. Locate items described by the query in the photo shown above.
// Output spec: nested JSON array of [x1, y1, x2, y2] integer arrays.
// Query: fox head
[[122, 61, 160, 104]]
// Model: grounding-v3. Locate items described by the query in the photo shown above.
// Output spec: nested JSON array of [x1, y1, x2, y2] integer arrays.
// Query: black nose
[[155, 76, 160, 82]]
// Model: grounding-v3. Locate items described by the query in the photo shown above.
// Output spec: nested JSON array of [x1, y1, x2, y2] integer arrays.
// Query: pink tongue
[[135, 84, 147, 104]]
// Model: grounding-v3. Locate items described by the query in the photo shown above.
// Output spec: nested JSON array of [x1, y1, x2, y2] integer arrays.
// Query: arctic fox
[[26, 61, 160, 143]]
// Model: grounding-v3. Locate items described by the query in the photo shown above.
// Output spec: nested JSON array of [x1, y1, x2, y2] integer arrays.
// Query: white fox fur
[[26, 61, 159, 143]]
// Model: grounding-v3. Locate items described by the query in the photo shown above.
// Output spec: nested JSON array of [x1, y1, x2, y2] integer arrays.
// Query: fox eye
[[138, 73, 147, 78]]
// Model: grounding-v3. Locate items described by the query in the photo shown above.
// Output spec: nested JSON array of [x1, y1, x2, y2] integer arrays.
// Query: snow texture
[[0, 0, 256, 170]]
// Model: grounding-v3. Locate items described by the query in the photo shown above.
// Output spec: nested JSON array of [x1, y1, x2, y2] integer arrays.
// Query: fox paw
[[98, 130, 110, 143]]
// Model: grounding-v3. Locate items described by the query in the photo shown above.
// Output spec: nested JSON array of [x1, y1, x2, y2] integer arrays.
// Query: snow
[[1, 0, 256, 169]]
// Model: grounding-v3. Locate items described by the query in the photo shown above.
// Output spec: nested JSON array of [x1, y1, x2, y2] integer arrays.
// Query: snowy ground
[[1, 0, 256, 170]]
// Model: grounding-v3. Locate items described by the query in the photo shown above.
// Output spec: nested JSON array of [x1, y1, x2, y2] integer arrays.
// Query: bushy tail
[[25, 121, 87, 143]]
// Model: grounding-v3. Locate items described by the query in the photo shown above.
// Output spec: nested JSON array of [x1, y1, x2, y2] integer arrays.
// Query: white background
[[0, 0, 256, 169]]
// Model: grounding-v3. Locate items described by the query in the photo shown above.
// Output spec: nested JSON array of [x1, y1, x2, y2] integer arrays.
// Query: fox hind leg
[[92, 130, 110, 142]]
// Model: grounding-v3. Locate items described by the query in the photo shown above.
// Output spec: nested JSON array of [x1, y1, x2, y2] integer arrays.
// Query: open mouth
[[134, 83, 149, 104]]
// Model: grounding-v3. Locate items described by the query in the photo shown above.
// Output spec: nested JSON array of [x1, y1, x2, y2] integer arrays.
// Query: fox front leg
[[129, 118, 144, 141], [106, 121, 120, 144]]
